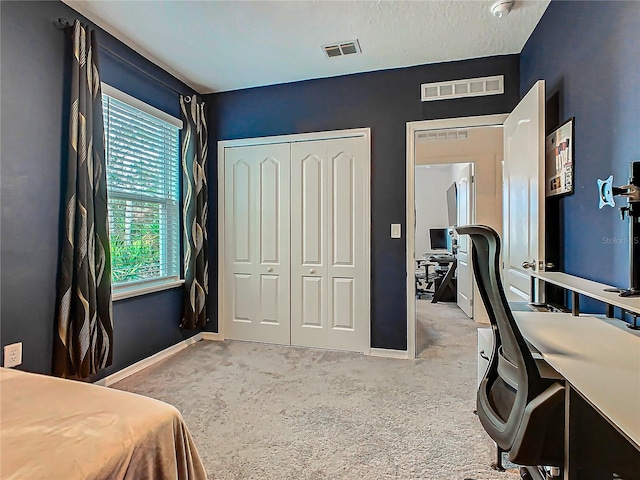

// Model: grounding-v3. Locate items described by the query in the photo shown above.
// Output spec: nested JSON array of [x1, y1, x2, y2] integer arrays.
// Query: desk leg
[[571, 292, 579, 316], [431, 262, 457, 303], [606, 304, 614, 318]]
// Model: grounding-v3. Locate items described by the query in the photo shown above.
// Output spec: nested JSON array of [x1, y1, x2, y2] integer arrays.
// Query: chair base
[[519, 465, 561, 480], [492, 445, 506, 472]]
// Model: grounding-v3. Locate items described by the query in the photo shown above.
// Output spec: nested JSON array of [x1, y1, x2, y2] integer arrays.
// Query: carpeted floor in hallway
[[113, 300, 519, 479]]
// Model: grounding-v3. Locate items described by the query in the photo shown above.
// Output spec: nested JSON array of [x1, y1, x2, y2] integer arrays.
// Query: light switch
[[391, 224, 401, 239]]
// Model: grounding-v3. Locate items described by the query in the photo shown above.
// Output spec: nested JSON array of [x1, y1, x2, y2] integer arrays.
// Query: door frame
[[218, 128, 371, 352], [406, 115, 508, 359]]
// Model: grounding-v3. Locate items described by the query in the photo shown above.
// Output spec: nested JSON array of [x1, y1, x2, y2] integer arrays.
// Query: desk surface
[[513, 311, 640, 450], [532, 271, 640, 315]]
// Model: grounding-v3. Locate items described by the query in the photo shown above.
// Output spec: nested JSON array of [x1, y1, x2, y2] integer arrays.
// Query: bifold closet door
[[290, 137, 368, 352], [223, 143, 291, 344]]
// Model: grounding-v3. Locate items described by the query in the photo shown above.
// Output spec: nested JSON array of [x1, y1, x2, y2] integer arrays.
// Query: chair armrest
[[509, 382, 565, 466]]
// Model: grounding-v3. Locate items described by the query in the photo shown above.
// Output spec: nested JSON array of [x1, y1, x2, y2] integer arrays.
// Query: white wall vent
[[416, 129, 469, 142], [323, 40, 361, 58], [421, 75, 504, 102]]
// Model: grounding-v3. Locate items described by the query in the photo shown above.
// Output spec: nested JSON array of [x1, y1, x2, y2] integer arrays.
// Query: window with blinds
[[102, 85, 181, 290]]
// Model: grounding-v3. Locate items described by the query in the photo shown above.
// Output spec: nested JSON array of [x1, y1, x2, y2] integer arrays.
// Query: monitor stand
[[598, 161, 640, 298]]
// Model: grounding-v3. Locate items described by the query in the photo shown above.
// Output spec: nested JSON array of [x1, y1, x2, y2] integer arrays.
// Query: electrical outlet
[[4, 342, 22, 368]]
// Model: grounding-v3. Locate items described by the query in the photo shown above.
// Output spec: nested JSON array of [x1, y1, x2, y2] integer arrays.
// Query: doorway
[[414, 163, 473, 307], [406, 115, 507, 359], [413, 162, 475, 358]]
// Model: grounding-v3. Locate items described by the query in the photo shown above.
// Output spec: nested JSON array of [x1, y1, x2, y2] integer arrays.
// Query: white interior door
[[456, 163, 474, 317], [290, 136, 369, 352], [223, 143, 291, 344], [502, 80, 546, 301]]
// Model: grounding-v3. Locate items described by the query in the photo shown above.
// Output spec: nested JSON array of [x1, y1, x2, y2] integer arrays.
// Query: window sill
[[112, 278, 185, 302]]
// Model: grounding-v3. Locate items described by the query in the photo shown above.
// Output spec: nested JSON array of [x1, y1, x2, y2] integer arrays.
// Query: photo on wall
[[545, 117, 575, 197]]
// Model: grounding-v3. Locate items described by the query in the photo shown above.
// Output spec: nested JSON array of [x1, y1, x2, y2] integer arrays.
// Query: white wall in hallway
[[416, 126, 503, 237], [414, 165, 454, 257]]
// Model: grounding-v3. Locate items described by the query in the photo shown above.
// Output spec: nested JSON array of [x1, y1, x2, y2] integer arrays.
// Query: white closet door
[[223, 143, 291, 344], [290, 137, 369, 352]]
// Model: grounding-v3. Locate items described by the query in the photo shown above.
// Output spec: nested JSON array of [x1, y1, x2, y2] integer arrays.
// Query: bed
[[0, 367, 206, 480]]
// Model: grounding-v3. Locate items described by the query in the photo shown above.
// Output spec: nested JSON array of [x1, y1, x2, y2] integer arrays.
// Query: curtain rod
[[54, 17, 194, 99]]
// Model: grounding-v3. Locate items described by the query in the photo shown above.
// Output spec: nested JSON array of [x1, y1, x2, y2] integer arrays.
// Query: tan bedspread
[[0, 367, 206, 480]]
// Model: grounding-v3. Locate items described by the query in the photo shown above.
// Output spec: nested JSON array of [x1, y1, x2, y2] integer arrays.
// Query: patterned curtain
[[180, 95, 209, 329], [54, 21, 113, 379]]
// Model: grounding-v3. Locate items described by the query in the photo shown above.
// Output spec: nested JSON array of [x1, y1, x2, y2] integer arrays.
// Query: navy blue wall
[[208, 56, 520, 349], [0, 1, 199, 377], [521, 1, 640, 306]]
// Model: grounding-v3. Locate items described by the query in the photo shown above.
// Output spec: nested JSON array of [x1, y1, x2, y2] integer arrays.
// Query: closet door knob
[[267, 267, 273, 273], [309, 269, 316, 274]]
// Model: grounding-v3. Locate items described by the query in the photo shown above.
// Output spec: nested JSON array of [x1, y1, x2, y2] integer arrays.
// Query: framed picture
[[545, 118, 575, 197]]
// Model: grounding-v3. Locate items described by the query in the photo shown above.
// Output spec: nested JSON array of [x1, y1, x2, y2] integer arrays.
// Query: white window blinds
[[102, 86, 181, 288]]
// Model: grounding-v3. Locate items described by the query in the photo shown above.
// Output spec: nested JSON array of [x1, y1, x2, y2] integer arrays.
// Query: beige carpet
[[113, 301, 520, 479]]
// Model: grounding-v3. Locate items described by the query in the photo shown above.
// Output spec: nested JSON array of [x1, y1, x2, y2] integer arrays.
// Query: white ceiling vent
[[421, 75, 504, 102], [323, 40, 361, 58], [416, 129, 469, 142]]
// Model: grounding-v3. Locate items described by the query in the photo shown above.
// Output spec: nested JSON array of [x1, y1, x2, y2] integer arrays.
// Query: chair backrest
[[456, 225, 546, 449]]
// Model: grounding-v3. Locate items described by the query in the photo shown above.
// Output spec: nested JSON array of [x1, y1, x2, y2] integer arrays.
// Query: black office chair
[[456, 225, 565, 480]]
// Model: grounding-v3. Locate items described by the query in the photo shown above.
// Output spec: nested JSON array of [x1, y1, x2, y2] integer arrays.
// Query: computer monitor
[[429, 227, 455, 253], [429, 228, 448, 250]]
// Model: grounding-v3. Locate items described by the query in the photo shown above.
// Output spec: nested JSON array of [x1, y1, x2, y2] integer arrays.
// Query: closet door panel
[[291, 136, 368, 352], [291, 144, 328, 346], [332, 152, 354, 267], [260, 157, 280, 264], [231, 161, 252, 264], [332, 277, 354, 330], [301, 276, 323, 328], [301, 154, 323, 265], [326, 138, 368, 352], [223, 143, 290, 344]]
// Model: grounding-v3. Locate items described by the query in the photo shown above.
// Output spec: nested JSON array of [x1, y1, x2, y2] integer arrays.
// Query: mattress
[[0, 367, 206, 480]]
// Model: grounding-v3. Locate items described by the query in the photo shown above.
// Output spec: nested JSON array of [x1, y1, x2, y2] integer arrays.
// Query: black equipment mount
[[597, 161, 640, 298]]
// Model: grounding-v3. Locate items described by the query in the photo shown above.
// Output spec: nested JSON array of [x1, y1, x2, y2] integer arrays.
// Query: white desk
[[514, 312, 640, 478], [514, 311, 640, 451]]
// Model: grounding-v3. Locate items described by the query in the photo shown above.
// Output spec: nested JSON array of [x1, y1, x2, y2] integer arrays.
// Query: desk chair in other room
[[415, 260, 432, 298], [456, 225, 565, 480]]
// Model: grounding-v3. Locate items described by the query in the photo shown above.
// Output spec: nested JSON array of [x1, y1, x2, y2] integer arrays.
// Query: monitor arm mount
[[597, 161, 640, 299]]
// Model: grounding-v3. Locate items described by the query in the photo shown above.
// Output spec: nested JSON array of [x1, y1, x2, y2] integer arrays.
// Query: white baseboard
[[201, 331, 221, 341], [369, 348, 410, 360], [95, 333, 203, 387], [94, 330, 223, 387]]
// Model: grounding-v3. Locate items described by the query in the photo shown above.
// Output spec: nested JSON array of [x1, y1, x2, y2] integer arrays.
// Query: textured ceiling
[[63, 0, 550, 93]]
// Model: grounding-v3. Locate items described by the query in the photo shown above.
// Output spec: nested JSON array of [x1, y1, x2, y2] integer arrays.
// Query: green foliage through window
[[102, 87, 180, 287]]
